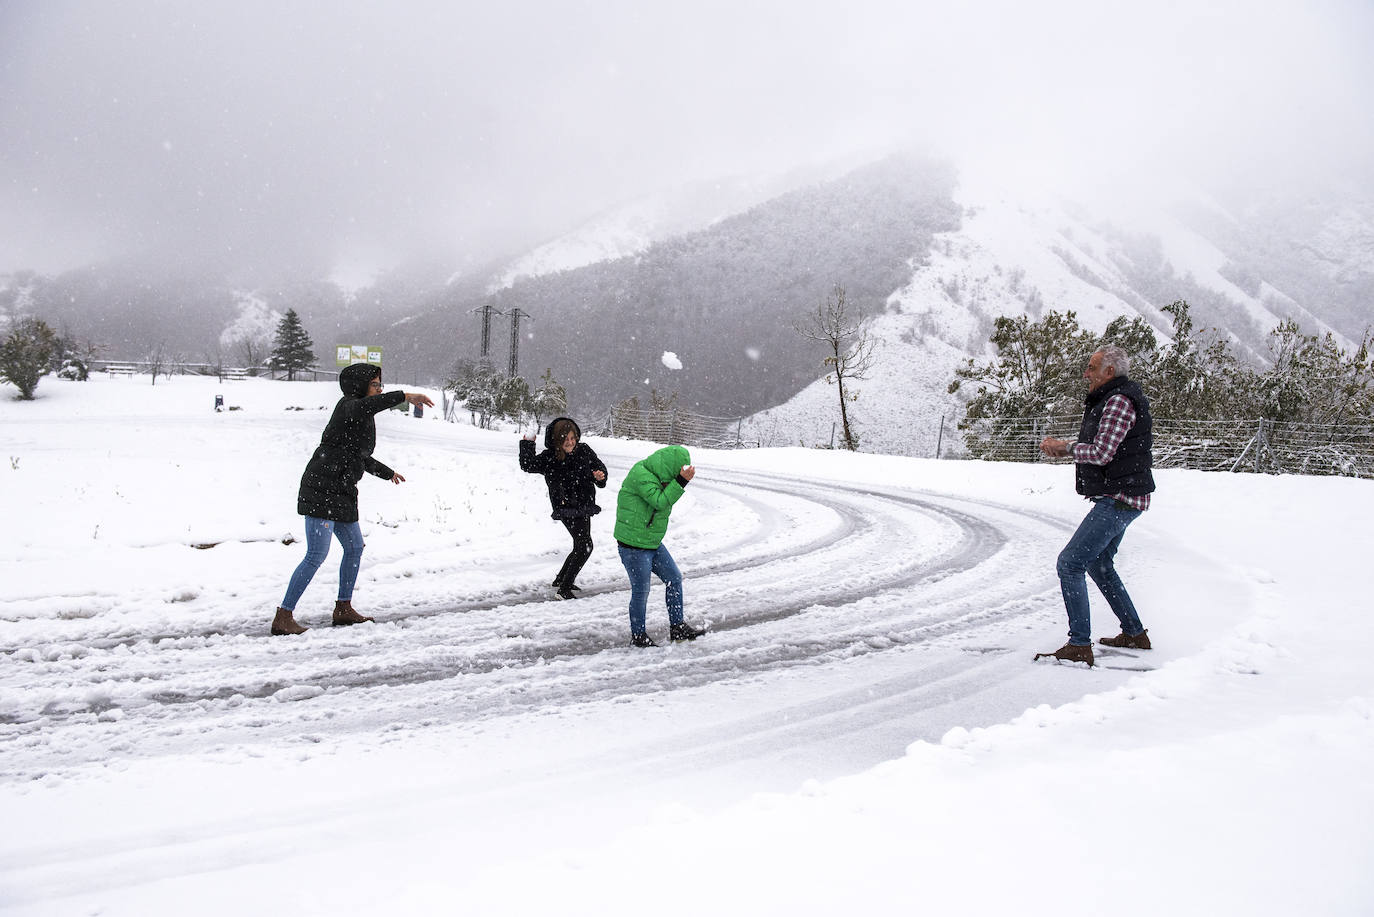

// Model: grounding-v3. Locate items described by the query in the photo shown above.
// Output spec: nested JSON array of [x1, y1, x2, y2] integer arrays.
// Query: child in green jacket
[[613, 445, 707, 647]]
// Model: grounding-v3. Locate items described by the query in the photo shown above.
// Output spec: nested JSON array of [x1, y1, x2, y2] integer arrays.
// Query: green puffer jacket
[[613, 445, 691, 549]]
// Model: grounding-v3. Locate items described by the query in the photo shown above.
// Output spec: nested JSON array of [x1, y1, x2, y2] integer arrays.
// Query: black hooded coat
[[296, 363, 406, 522], [518, 417, 608, 520]]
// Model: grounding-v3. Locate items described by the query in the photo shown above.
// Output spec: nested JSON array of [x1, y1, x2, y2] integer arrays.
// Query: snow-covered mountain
[[742, 172, 1369, 457], [485, 157, 876, 292]]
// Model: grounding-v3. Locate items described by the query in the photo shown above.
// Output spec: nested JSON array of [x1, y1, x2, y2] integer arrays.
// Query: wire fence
[[958, 415, 1374, 478], [585, 406, 757, 449], [578, 403, 1374, 478], [88, 360, 339, 381]]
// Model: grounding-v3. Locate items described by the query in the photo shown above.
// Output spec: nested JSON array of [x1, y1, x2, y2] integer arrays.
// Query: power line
[[468, 302, 531, 377]]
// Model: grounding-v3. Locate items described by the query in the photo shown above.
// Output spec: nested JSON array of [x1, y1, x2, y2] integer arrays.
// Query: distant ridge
[[4, 157, 1370, 462]]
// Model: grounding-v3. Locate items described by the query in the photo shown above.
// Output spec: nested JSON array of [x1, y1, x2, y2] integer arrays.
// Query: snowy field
[[1, 374, 1371, 916]]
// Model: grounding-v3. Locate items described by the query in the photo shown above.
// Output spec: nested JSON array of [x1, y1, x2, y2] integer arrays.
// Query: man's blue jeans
[[281, 516, 364, 610], [1056, 498, 1145, 646], [618, 543, 683, 636]]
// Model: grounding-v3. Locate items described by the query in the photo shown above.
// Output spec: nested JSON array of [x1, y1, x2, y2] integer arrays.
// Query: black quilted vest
[[1075, 376, 1155, 497]]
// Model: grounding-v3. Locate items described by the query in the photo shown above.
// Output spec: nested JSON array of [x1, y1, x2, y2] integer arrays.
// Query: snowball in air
[[661, 351, 683, 370]]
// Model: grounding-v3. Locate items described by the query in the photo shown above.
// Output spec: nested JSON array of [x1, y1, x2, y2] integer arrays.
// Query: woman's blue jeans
[[1056, 498, 1145, 646], [618, 543, 683, 636], [281, 516, 364, 611]]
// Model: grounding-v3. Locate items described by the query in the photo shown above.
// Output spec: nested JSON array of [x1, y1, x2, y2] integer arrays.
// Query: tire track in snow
[[0, 467, 1071, 779]]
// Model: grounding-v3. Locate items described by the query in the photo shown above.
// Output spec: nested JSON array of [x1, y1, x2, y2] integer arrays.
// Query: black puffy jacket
[[519, 417, 608, 520], [296, 363, 405, 522]]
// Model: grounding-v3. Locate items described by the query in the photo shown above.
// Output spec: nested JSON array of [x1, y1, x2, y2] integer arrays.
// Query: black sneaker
[[670, 621, 705, 642], [630, 632, 657, 648], [556, 586, 578, 600]]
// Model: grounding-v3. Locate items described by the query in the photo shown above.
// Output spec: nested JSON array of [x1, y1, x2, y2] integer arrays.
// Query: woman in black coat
[[519, 417, 608, 599], [272, 362, 434, 635]]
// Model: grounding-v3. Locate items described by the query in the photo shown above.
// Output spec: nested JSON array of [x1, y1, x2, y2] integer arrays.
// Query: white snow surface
[[2, 375, 1371, 915]]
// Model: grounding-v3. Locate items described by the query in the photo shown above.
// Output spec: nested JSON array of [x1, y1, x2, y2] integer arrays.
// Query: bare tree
[[146, 340, 169, 385], [236, 335, 267, 376], [203, 341, 226, 381], [795, 285, 877, 450]]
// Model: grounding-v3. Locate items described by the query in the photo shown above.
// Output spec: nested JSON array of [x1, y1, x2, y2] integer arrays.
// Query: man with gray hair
[[1034, 345, 1155, 667]]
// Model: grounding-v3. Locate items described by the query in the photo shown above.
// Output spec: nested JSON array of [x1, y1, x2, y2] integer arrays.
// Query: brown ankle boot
[[1033, 642, 1095, 666], [332, 600, 375, 627], [1099, 630, 1151, 650], [271, 607, 308, 636]]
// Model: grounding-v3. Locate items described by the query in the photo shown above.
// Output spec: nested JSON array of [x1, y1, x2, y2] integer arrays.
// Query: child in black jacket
[[519, 417, 608, 599]]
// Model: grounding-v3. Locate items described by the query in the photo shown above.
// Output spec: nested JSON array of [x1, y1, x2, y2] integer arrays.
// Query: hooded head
[[643, 445, 691, 483], [543, 416, 582, 452], [339, 362, 381, 398]]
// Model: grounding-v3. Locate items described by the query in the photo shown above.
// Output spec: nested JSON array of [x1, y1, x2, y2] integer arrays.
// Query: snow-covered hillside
[[744, 173, 1362, 457], [487, 159, 870, 291]]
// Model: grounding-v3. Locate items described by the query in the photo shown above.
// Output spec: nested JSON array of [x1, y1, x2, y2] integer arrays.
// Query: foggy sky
[[2, 0, 1371, 279]]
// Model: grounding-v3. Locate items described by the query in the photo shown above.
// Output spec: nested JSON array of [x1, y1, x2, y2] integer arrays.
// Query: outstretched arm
[[404, 392, 435, 409], [519, 436, 553, 473]]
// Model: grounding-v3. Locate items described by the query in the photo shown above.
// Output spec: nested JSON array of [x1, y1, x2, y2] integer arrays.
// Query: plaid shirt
[[1072, 393, 1151, 511]]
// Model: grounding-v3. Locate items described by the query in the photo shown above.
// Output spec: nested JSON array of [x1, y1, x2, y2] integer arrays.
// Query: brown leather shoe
[[1099, 630, 1151, 650], [1034, 642, 1095, 666], [332, 600, 375, 626], [271, 607, 308, 636]]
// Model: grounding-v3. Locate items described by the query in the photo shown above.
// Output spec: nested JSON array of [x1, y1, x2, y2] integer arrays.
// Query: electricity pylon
[[506, 308, 531, 377]]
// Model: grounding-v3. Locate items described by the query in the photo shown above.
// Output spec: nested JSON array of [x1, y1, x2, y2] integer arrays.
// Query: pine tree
[[1256, 320, 1374, 424], [530, 368, 567, 430], [444, 358, 504, 428], [948, 310, 1098, 437], [0, 317, 58, 400], [1140, 300, 1245, 420], [270, 309, 317, 381], [496, 375, 532, 425]]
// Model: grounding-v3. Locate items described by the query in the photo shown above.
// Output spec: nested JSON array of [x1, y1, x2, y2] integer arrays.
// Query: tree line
[[949, 299, 1374, 458], [0, 317, 99, 398], [1, 308, 325, 398], [444, 361, 568, 431]]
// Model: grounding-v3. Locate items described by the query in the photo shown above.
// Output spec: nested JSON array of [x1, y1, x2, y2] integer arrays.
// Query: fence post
[[935, 414, 945, 459]]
